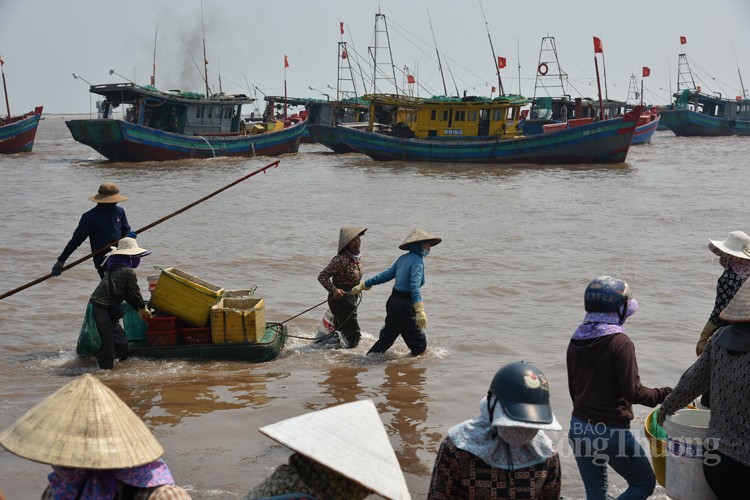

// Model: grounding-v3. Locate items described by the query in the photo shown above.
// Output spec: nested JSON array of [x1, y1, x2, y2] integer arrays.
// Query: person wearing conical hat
[[88, 237, 152, 369], [658, 280, 750, 499], [0, 374, 191, 499], [317, 227, 367, 348], [428, 362, 563, 499], [695, 231, 750, 408], [52, 182, 132, 279], [351, 228, 441, 357], [245, 400, 411, 500]]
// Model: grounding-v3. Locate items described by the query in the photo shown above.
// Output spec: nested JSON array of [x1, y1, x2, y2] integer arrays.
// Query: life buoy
[[538, 63, 549, 76]]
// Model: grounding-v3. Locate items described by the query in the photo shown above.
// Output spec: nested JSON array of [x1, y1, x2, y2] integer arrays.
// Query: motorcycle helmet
[[584, 276, 631, 322], [487, 361, 553, 425]]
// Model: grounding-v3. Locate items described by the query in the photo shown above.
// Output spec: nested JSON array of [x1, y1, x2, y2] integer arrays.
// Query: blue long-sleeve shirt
[[364, 245, 425, 303], [58, 204, 130, 269]]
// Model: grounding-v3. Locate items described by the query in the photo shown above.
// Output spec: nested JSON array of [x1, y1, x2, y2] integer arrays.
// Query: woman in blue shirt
[[352, 228, 441, 356]]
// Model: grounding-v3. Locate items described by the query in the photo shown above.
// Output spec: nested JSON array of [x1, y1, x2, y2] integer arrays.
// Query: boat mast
[[732, 41, 748, 99], [478, 0, 504, 95], [0, 57, 10, 118], [599, 35, 608, 100], [517, 38, 521, 95], [427, 10, 448, 96], [151, 26, 157, 87], [533, 36, 566, 100], [200, 1, 210, 97], [369, 12, 399, 95], [337, 22, 359, 100], [626, 74, 639, 105], [676, 53, 696, 91]]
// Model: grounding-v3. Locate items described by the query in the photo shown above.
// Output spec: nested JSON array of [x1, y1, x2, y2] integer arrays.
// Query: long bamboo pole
[[0, 160, 280, 302]]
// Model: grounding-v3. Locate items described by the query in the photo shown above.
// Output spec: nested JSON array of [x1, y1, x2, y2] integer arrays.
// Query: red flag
[[497, 56, 507, 69], [407, 75, 415, 84], [642, 67, 651, 78], [491, 86, 496, 93], [593, 36, 603, 54], [680, 36, 687, 45], [738, 96, 743, 101], [284, 55, 289, 68], [341, 50, 347, 60], [0, 53, 4, 66], [340, 22, 344, 35]]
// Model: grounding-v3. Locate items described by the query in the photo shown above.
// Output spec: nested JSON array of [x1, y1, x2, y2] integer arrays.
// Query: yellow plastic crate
[[150, 267, 224, 327], [211, 297, 266, 344]]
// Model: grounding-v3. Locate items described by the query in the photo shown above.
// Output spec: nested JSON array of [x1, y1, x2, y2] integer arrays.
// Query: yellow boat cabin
[[364, 94, 529, 139]]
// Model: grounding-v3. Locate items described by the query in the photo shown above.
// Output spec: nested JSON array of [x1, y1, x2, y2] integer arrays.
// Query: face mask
[[422, 248, 430, 257]]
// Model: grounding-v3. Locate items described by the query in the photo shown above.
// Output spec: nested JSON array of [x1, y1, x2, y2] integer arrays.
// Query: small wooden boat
[[66, 83, 304, 162], [127, 322, 287, 363], [0, 107, 43, 153], [630, 109, 660, 145]]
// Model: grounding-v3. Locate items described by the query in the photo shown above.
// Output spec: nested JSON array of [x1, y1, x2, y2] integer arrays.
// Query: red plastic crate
[[147, 316, 177, 333], [181, 327, 212, 345], [146, 330, 179, 347]]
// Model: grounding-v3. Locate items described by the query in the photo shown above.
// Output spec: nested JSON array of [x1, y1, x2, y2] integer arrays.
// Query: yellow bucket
[[645, 409, 666, 487]]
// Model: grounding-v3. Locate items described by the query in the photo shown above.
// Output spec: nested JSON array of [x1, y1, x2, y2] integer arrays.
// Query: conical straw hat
[[399, 227, 442, 250], [258, 399, 411, 500], [0, 374, 163, 469], [720, 281, 750, 322], [338, 226, 367, 253]]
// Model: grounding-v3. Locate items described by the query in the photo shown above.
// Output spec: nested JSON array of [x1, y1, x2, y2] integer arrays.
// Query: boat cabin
[[90, 83, 254, 135], [364, 94, 529, 139], [306, 97, 370, 127], [531, 96, 627, 122], [673, 89, 750, 121]]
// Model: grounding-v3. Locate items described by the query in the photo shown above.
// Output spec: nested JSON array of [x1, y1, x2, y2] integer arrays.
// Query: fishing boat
[[127, 322, 287, 362], [1, 57, 43, 153], [66, 83, 305, 162], [659, 47, 750, 136], [306, 98, 371, 152], [0, 106, 43, 153], [523, 37, 659, 145], [660, 89, 750, 136], [328, 93, 641, 164]]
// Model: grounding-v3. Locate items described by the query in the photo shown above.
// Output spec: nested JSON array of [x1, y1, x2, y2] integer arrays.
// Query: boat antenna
[[218, 57, 223, 94], [0, 54, 10, 118], [201, 0, 210, 97], [427, 9, 448, 96], [151, 25, 158, 87], [732, 41, 748, 99], [478, 0, 504, 95]]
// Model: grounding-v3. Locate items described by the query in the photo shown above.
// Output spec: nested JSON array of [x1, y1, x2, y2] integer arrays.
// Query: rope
[[277, 294, 362, 342]]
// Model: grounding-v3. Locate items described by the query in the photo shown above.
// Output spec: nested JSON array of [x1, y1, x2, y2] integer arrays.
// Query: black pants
[[704, 450, 750, 499], [92, 304, 129, 369], [328, 293, 361, 347], [367, 293, 426, 356]]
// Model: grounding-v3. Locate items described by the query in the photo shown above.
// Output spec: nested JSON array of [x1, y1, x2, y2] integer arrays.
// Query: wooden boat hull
[[65, 119, 304, 161], [307, 124, 358, 153], [659, 109, 750, 136], [336, 108, 640, 164], [631, 114, 660, 145], [0, 107, 43, 154], [128, 323, 287, 362]]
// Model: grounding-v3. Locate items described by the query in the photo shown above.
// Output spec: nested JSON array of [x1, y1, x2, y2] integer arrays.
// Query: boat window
[[454, 110, 465, 122], [468, 111, 477, 122], [509, 107, 517, 120], [196, 107, 203, 119], [441, 110, 449, 121], [208, 107, 213, 118], [430, 110, 437, 121], [492, 108, 506, 121], [405, 112, 417, 122]]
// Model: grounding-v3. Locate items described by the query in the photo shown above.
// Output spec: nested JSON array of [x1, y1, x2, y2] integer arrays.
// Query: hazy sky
[[2, 0, 749, 114]]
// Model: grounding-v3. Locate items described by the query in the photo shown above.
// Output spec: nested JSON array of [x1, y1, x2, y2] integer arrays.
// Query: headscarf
[[572, 298, 639, 340], [47, 458, 174, 500], [446, 396, 557, 470], [710, 242, 750, 281], [106, 255, 141, 269]]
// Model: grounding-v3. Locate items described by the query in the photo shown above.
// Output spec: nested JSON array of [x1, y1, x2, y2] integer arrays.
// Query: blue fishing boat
[[659, 51, 750, 136], [329, 93, 641, 164], [0, 107, 43, 153], [66, 83, 304, 162]]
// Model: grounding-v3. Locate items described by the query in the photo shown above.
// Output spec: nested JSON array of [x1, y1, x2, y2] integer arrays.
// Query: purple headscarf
[[47, 458, 174, 500], [572, 299, 639, 340]]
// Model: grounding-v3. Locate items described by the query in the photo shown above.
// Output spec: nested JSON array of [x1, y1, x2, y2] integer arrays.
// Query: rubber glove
[[414, 301, 427, 329], [51, 260, 65, 277], [350, 282, 371, 295], [127, 230, 137, 238], [139, 308, 152, 322], [696, 321, 718, 356], [656, 407, 668, 426]]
